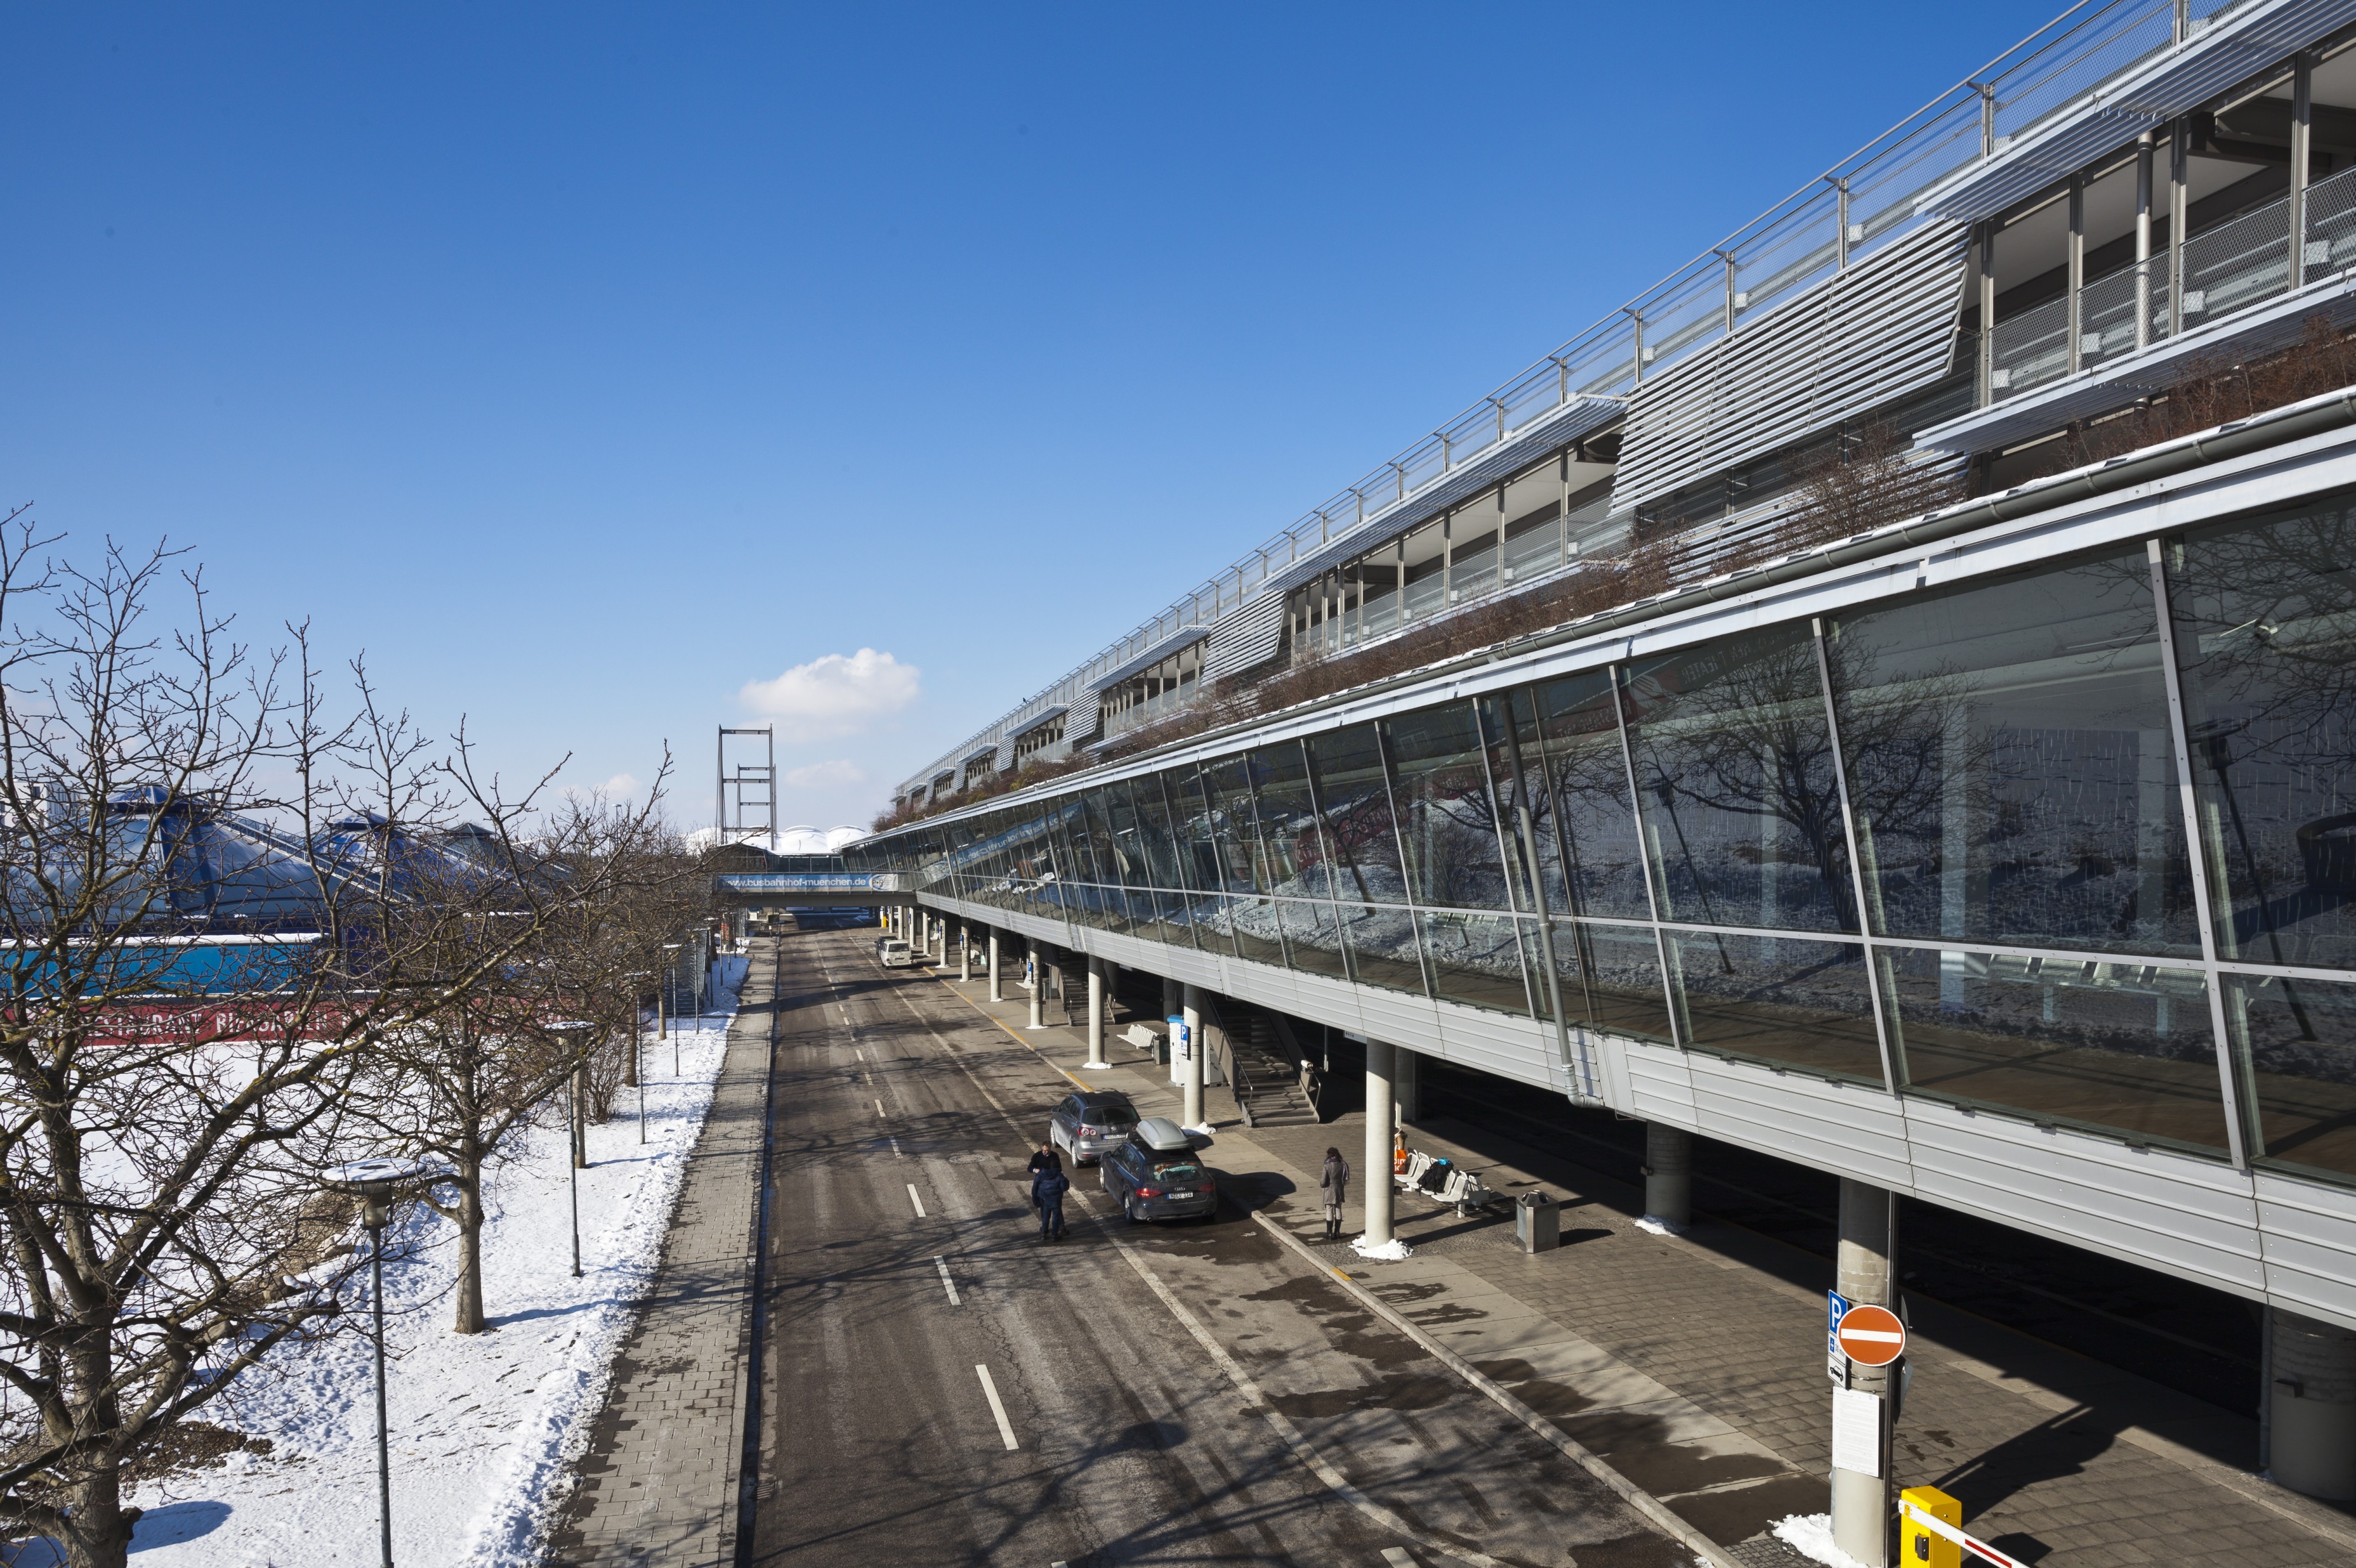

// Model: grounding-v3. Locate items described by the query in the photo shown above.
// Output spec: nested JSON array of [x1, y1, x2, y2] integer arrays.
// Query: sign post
[[1826, 1290, 1851, 1384], [1835, 1303, 1907, 1367]]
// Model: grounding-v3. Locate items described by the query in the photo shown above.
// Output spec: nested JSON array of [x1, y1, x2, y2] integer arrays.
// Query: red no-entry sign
[[1835, 1303, 1906, 1366]]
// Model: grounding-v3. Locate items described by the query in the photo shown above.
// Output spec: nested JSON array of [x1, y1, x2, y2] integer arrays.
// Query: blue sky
[[3, 2, 2063, 831]]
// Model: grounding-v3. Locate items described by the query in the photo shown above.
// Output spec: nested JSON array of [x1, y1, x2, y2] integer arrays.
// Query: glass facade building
[[851, 488, 2356, 1187]]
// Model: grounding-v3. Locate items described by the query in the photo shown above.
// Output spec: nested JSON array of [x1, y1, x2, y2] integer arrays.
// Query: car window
[[1149, 1159, 1201, 1181]]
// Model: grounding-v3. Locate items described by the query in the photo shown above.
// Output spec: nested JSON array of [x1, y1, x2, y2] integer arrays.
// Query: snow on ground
[[59, 992, 740, 1568]]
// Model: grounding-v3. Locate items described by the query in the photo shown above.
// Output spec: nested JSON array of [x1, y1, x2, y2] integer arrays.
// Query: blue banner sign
[[717, 874, 882, 892]]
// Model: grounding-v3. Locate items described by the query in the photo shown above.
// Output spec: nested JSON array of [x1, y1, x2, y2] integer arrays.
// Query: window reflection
[[1531, 669, 1653, 919], [1831, 548, 2199, 957], [1626, 625, 1856, 932], [1667, 931, 1884, 1083], [1126, 776, 1187, 892], [1478, 689, 1561, 915], [1249, 742, 1334, 901], [1280, 898, 1352, 980], [1199, 755, 1266, 894], [1383, 702, 1511, 910], [1340, 903, 1427, 995], [1548, 920, 1676, 1042], [2168, 501, 2356, 970], [1882, 946, 2227, 1155], [2227, 973, 2356, 1182], [1306, 725, 1409, 904], [1228, 894, 1288, 967], [1420, 910, 1533, 1015]]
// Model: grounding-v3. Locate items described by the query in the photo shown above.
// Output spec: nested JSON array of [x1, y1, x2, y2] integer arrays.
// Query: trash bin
[[1515, 1190, 1559, 1253]]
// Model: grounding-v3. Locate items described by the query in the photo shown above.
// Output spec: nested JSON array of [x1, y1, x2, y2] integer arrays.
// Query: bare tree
[[0, 516, 660, 1568]]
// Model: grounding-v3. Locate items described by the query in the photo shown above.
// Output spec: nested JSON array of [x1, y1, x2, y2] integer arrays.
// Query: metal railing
[[901, 0, 2278, 798], [1991, 163, 2356, 402]]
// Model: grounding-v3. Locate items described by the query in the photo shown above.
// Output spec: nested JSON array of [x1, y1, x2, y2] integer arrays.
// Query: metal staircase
[[1203, 998, 1322, 1129]]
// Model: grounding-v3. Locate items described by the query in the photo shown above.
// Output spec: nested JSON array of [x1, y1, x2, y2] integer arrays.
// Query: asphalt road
[[743, 927, 1692, 1568]]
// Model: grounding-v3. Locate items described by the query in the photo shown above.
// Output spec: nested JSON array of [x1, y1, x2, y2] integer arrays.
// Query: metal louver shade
[[1201, 593, 1288, 686], [1608, 221, 1970, 515]]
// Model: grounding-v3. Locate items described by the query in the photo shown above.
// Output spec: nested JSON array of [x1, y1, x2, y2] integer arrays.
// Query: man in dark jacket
[[1028, 1141, 1063, 1177], [1033, 1164, 1070, 1241]]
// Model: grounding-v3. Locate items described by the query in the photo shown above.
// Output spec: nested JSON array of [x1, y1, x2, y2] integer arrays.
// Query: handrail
[[900, 0, 2282, 799]]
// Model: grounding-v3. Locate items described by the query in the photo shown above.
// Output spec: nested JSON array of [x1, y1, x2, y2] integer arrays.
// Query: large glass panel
[[1340, 903, 1427, 995], [1831, 547, 2198, 957], [1502, 502, 1561, 587], [1088, 788, 1136, 888], [1532, 668, 1652, 919], [1279, 898, 1351, 980], [1882, 946, 2227, 1156], [1227, 895, 1286, 967], [1626, 624, 1857, 933], [2228, 973, 2356, 1185], [1478, 689, 1560, 915], [1249, 740, 1333, 900], [1403, 522, 1447, 621], [1126, 776, 1187, 892], [1666, 931, 1884, 1083], [1199, 754, 1267, 894], [1170, 765, 1226, 897], [2167, 499, 2356, 970], [1306, 724, 1409, 904], [1117, 885, 1164, 932], [1421, 910, 1533, 1015], [1382, 702, 1511, 910], [1548, 919, 1676, 1042], [1450, 522, 1500, 604], [1055, 795, 1102, 884], [1147, 888, 1197, 948]]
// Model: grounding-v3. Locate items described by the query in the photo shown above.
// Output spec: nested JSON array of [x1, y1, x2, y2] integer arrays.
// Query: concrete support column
[[1362, 1037, 1397, 1249], [988, 929, 1002, 1003], [2271, 1309, 2356, 1500], [958, 922, 971, 983], [1181, 983, 1205, 1129], [1083, 955, 1109, 1069], [1833, 1179, 1897, 1567], [1393, 1047, 1420, 1124], [1642, 1124, 1693, 1233], [1027, 940, 1045, 1030]]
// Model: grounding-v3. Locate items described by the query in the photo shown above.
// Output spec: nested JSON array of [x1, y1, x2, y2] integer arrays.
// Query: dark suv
[[1048, 1090, 1139, 1166], [1100, 1117, 1218, 1223]]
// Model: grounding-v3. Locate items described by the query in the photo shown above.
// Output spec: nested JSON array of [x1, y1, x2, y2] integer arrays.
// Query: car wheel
[[1125, 1199, 1143, 1225]]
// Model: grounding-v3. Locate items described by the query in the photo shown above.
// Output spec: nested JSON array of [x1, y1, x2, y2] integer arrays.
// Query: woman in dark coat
[[1319, 1147, 1350, 1241]]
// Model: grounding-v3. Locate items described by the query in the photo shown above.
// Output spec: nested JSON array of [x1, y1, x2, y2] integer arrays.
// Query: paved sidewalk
[[545, 943, 774, 1568], [927, 960, 2356, 1567]]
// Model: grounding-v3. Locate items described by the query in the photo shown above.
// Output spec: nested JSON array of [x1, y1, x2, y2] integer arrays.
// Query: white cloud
[[563, 772, 641, 805], [739, 649, 920, 737], [783, 759, 865, 789]]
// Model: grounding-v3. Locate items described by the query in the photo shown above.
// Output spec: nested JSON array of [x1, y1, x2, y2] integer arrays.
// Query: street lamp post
[[626, 971, 653, 1146], [323, 1157, 447, 1568], [551, 1021, 596, 1279], [662, 943, 684, 1075]]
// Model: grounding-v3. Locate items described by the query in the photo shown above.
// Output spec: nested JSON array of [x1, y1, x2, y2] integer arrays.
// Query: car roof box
[[1133, 1116, 1192, 1152]]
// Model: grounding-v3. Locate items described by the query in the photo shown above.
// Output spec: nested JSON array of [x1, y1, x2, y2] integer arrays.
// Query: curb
[[1250, 1208, 1746, 1568]]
